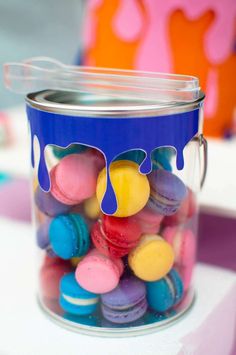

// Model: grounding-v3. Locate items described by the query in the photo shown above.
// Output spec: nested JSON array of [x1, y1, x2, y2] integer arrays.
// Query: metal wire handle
[[199, 134, 208, 189]]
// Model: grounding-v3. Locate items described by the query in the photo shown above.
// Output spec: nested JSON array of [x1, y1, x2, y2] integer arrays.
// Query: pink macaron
[[50, 153, 100, 205], [75, 249, 124, 294], [40, 256, 72, 300], [132, 206, 164, 234], [163, 188, 197, 227], [162, 227, 196, 291]]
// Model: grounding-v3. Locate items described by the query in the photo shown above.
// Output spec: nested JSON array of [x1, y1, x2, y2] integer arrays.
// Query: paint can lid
[[4, 57, 203, 104]]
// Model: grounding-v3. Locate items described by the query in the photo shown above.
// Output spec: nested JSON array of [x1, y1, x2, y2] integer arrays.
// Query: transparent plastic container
[[4, 58, 206, 336]]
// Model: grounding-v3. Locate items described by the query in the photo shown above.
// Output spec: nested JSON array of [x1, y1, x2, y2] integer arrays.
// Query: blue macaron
[[49, 213, 90, 259], [147, 169, 187, 215], [60, 272, 98, 315], [146, 269, 184, 312], [52, 144, 87, 159]]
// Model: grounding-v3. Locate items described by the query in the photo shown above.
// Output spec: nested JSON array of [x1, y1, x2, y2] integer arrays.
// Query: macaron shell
[[162, 227, 196, 266], [84, 195, 101, 220], [60, 272, 98, 315], [50, 166, 78, 205], [75, 250, 124, 294], [178, 261, 194, 292], [96, 160, 150, 217], [149, 170, 186, 202], [40, 257, 71, 299], [35, 185, 71, 215], [128, 235, 175, 281], [132, 207, 163, 234], [146, 269, 184, 313], [91, 221, 130, 258], [51, 153, 98, 205], [148, 170, 187, 216], [151, 147, 173, 171], [69, 214, 90, 256], [146, 277, 174, 312], [49, 214, 89, 259], [101, 297, 147, 324], [49, 216, 78, 259], [163, 188, 197, 226], [115, 150, 145, 165], [70, 257, 83, 268], [169, 269, 184, 306], [103, 215, 142, 248], [91, 219, 140, 258], [52, 144, 87, 159], [101, 276, 146, 308], [36, 218, 52, 249]]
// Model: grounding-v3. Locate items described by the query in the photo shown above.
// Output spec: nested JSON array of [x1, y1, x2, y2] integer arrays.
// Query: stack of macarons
[[35, 145, 197, 326]]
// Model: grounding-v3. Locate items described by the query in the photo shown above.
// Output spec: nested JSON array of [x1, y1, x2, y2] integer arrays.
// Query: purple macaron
[[101, 276, 147, 324], [35, 186, 71, 217], [147, 170, 187, 216], [36, 218, 56, 257]]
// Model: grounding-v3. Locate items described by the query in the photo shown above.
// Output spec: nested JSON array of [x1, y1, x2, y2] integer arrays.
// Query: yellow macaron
[[128, 234, 175, 281], [96, 160, 150, 217], [70, 257, 83, 268], [84, 195, 101, 220]]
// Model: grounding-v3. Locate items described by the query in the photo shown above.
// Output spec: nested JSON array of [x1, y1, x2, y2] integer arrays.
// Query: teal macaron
[[52, 144, 87, 159], [49, 213, 90, 259], [146, 269, 184, 312], [115, 150, 146, 165], [60, 272, 98, 315], [114, 148, 173, 172], [151, 147, 174, 171]]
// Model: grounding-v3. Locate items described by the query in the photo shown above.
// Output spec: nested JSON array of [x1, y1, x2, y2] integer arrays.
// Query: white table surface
[[1, 106, 236, 216], [0, 217, 235, 355]]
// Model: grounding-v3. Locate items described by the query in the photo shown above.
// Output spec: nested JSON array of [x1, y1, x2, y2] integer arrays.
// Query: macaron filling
[[62, 294, 99, 306]]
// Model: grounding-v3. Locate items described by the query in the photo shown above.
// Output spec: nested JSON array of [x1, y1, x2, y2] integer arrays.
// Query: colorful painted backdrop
[[82, 0, 236, 137]]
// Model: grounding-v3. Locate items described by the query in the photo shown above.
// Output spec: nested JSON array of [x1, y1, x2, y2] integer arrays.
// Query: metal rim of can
[[26, 90, 205, 118]]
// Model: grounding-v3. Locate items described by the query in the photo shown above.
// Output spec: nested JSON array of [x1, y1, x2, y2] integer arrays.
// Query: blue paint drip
[[27, 105, 199, 215]]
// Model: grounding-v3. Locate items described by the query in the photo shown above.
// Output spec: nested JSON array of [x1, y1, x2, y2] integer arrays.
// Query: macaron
[[101, 276, 147, 324], [49, 213, 90, 259], [115, 150, 145, 165], [147, 170, 187, 216], [35, 186, 71, 217], [59, 272, 99, 315], [86, 148, 105, 171], [50, 153, 99, 205], [84, 195, 101, 220], [151, 147, 174, 171], [75, 249, 124, 294], [91, 215, 142, 258], [163, 188, 197, 226], [36, 218, 55, 257], [146, 269, 184, 312], [96, 160, 150, 217], [162, 227, 196, 291], [52, 144, 87, 159], [132, 206, 164, 234], [70, 257, 83, 268], [40, 256, 71, 300], [128, 234, 175, 281]]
